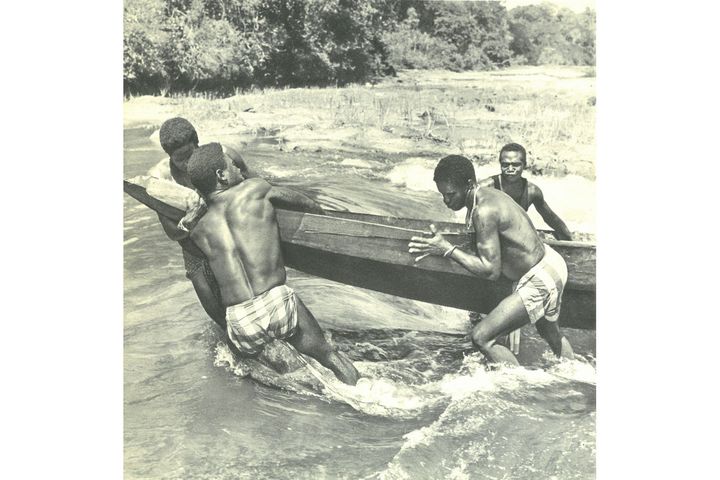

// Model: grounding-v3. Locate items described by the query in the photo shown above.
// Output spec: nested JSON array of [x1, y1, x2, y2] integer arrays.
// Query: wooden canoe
[[124, 176, 596, 330]]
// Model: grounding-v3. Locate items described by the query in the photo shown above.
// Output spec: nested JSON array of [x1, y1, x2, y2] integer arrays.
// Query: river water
[[124, 126, 596, 479]]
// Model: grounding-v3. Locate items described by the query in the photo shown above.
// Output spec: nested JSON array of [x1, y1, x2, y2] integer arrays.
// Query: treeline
[[124, 0, 595, 95]]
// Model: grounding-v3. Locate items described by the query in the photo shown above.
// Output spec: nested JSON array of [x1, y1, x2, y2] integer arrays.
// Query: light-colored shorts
[[513, 244, 568, 324], [225, 284, 299, 355]]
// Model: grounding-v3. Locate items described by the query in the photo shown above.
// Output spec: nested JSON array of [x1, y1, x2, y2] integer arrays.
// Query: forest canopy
[[124, 0, 595, 95]]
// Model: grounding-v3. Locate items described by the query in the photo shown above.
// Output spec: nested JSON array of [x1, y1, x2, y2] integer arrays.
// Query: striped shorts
[[514, 244, 568, 324], [225, 284, 299, 355]]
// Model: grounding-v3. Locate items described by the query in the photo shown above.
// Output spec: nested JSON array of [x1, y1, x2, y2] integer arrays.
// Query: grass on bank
[[124, 67, 596, 179]]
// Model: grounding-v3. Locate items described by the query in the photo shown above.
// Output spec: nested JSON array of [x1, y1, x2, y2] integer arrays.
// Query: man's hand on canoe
[[408, 224, 454, 262]]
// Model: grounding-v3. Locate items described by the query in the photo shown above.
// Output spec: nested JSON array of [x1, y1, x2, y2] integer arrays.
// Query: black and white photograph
[[123, 0, 597, 478]]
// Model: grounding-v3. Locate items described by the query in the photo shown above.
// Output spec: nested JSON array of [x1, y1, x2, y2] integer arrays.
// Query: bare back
[[471, 187, 545, 281], [190, 178, 286, 306]]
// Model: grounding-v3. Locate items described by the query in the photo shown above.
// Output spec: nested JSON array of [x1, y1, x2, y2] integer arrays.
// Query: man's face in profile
[[436, 179, 469, 211]]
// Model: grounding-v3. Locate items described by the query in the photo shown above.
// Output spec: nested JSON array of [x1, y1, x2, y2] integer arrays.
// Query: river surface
[[124, 126, 596, 479]]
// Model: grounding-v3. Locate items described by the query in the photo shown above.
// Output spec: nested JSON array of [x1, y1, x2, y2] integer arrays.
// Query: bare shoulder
[[477, 177, 495, 188], [472, 196, 500, 224], [228, 177, 272, 202], [527, 181, 544, 201], [243, 177, 271, 193]]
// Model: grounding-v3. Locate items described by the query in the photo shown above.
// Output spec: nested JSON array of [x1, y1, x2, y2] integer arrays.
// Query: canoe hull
[[124, 177, 596, 330], [282, 242, 595, 330]]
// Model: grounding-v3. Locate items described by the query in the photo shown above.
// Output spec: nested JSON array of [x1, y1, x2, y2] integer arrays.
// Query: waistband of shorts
[[517, 244, 562, 285], [226, 284, 294, 314]]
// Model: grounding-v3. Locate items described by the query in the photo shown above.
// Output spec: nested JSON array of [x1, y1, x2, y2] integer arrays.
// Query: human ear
[[216, 169, 228, 184]]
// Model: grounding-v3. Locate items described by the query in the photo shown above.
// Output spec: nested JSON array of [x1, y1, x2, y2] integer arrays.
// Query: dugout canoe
[[124, 176, 596, 330]]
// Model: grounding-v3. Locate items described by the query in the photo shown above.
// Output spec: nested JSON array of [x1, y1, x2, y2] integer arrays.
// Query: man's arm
[[408, 208, 502, 281], [530, 186, 573, 241], [225, 145, 260, 179], [267, 186, 325, 215]]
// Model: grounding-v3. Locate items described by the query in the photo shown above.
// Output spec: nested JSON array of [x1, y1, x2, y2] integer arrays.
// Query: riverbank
[[124, 66, 596, 180]]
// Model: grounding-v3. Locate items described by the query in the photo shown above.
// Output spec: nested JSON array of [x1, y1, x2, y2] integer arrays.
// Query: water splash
[[372, 354, 596, 479]]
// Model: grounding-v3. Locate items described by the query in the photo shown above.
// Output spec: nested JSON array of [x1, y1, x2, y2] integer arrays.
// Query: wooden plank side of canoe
[[124, 177, 596, 329], [282, 243, 595, 330], [276, 210, 595, 291], [326, 210, 597, 289]]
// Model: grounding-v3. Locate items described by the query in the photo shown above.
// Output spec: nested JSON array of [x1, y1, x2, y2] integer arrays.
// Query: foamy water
[[124, 126, 596, 479]]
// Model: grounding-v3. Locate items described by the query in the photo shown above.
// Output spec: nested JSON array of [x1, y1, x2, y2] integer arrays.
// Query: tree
[[508, 4, 595, 66]]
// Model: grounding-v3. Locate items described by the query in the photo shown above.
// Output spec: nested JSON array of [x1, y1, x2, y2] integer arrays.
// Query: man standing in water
[[186, 143, 360, 385], [148, 117, 323, 331], [408, 155, 574, 365], [478, 143, 573, 241], [147, 117, 226, 326]]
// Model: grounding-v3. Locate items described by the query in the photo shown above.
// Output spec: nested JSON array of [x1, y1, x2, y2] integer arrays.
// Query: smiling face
[[499, 150, 525, 182], [436, 179, 471, 211]]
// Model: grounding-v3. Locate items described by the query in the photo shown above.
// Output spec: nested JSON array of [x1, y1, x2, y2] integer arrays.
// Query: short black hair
[[499, 143, 527, 166], [187, 143, 225, 195], [434, 155, 476, 185], [159, 117, 199, 155]]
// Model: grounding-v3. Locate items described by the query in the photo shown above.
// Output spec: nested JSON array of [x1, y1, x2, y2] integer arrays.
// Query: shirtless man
[[147, 117, 225, 327], [148, 117, 323, 331], [478, 143, 573, 241], [186, 143, 360, 385], [408, 155, 574, 365]]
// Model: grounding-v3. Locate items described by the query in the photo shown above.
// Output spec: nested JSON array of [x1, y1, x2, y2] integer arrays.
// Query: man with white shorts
[[408, 155, 574, 365]]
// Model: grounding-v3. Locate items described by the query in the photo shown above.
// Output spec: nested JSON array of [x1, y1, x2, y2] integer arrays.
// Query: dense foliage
[[124, 0, 595, 95]]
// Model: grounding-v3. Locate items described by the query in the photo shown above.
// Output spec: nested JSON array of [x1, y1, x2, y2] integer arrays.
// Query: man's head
[[187, 143, 246, 196], [433, 155, 476, 211], [159, 117, 200, 171], [498, 143, 527, 181]]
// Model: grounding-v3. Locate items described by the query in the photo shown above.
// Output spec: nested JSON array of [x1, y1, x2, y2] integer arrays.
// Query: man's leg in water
[[535, 318, 574, 360], [471, 293, 530, 366], [287, 296, 359, 385]]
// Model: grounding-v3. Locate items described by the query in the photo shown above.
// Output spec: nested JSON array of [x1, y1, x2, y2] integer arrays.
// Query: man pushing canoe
[[185, 143, 359, 385], [408, 155, 574, 366], [149, 117, 324, 333]]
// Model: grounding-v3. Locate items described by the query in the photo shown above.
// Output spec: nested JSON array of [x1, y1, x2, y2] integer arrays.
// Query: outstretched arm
[[532, 187, 573, 241], [267, 186, 325, 215], [408, 208, 502, 281], [225, 146, 260, 179]]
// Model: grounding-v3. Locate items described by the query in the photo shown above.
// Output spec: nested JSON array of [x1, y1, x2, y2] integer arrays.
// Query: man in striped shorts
[[185, 142, 359, 385], [408, 155, 574, 366]]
